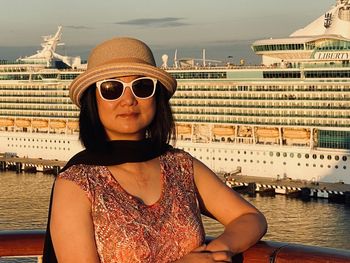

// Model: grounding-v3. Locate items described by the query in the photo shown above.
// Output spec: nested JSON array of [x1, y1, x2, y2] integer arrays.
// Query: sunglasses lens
[[132, 78, 155, 98], [99, 81, 124, 100]]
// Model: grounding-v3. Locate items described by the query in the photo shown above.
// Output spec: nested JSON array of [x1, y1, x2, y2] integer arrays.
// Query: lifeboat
[[15, 119, 31, 128], [67, 121, 79, 130], [283, 128, 310, 139], [0, 118, 14, 127], [176, 124, 191, 134], [212, 125, 235, 136], [32, 119, 48, 128], [49, 120, 66, 129], [256, 127, 279, 138]]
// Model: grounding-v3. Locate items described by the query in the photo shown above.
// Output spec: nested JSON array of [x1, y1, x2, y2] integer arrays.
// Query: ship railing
[[1, 230, 350, 262]]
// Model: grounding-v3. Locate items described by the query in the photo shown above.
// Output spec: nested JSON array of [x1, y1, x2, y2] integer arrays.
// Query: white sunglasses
[[96, 77, 157, 101]]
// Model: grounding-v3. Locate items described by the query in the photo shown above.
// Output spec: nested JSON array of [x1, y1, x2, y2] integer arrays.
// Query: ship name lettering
[[316, 52, 349, 60]]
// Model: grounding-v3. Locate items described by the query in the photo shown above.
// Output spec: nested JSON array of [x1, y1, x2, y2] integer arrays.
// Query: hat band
[[88, 57, 154, 69]]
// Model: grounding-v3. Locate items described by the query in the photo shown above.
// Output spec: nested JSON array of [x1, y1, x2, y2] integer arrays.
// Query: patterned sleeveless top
[[58, 149, 205, 263]]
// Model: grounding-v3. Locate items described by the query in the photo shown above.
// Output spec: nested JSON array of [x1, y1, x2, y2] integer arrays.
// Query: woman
[[44, 37, 267, 263]]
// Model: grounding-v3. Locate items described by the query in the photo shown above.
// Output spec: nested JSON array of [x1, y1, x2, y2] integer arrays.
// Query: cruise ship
[[1, 0, 350, 184]]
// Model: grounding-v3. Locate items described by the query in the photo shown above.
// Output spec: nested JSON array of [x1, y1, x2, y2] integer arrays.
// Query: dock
[[0, 156, 66, 175], [222, 173, 350, 204]]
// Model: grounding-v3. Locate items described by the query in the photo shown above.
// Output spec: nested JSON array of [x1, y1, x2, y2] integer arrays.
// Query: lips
[[117, 112, 139, 118]]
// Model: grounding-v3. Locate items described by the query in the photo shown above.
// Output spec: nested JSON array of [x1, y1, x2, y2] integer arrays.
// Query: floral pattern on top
[[58, 148, 205, 263]]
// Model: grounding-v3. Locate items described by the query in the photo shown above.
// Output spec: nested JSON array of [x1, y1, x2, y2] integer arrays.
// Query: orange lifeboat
[[283, 128, 310, 139], [15, 119, 31, 128], [32, 119, 48, 128], [67, 121, 79, 130], [176, 124, 191, 134], [49, 120, 66, 129], [212, 125, 235, 136], [0, 118, 14, 127], [256, 127, 279, 138]]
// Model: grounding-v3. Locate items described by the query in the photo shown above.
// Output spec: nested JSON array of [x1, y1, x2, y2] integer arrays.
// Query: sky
[[0, 0, 333, 64]]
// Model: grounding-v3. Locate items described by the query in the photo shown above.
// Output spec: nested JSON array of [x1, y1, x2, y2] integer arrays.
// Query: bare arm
[[50, 178, 100, 263], [193, 158, 267, 255]]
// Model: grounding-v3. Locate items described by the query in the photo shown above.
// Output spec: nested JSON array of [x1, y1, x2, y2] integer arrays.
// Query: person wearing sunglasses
[[43, 37, 267, 263]]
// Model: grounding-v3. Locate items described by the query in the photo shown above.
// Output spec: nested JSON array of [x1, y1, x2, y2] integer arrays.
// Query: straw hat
[[69, 37, 177, 107]]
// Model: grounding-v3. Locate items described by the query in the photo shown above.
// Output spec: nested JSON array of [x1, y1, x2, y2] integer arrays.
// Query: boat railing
[[1, 230, 350, 262]]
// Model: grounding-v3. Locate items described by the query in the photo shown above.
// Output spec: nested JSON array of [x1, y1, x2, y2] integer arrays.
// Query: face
[[95, 75, 156, 140]]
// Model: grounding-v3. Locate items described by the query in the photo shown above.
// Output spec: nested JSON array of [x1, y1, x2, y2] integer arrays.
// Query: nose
[[120, 86, 137, 105]]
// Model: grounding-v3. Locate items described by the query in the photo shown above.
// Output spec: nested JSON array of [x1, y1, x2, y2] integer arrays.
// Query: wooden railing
[[1, 230, 350, 262]]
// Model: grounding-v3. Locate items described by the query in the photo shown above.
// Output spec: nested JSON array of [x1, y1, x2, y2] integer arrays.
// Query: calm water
[[1, 170, 350, 262]]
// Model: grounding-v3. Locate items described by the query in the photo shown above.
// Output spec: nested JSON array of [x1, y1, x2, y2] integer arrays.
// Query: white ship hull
[[1, 130, 349, 184]]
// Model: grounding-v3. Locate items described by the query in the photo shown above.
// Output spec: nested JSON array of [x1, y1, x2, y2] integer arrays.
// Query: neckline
[[102, 157, 166, 208]]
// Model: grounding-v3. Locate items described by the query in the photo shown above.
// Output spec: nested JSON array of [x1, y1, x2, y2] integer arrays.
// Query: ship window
[[297, 163, 300, 166], [313, 164, 316, 167], [320, 155, 324, 160], [335, 155, 340, 161], [283, 153, 287, 157], [283, 162, 286, 165], [290, 153, 294, 158], [343, 166, 347, 170], [335, 165, 338, 169], [327, 155, 332, 160], [320, 164, 323, 168], [263, 161, 266, 164], [312, 154, 317, 159], [342, 156, 347, 161], [269, 152, 273, 157], [297, 153, 302, 158], [276, 152, 280, 157], [237, 159, 240, 162], [306, 163, 309, 167], [328, 165, 331, 168]]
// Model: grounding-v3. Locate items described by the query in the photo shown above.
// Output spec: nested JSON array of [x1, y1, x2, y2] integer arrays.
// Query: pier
[[223, 173, 350, 204], [0, 156, 66, 175]]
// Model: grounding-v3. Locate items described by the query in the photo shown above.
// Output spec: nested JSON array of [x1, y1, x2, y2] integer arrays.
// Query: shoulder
[[56, 164, 102, 199]]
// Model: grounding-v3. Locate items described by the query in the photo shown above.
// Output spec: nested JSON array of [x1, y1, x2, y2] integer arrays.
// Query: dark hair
[[78, 83, 175, 151]]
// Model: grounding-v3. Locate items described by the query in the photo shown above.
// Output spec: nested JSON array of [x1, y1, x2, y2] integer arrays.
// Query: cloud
[[115, 17, 188, 27], [64, 25, 94, 30]]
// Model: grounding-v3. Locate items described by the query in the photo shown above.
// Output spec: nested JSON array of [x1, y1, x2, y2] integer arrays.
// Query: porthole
[[313, 164, 316, 167], [276, 152, 281, 157], [269, 152, 273, 157], [305, 154, 309, 159], [237, 159, 240, 162], [283, 162, 286, 165], [342, 156, 347, 162], [327, 165, 331, 168], [250, 160, 253, 163], [320, 164, 323, 168], [312, 154, 317, 159], [306, 163, 309, 167], [297, 163, 300, 166], [320, 155, 324, 160], [297, 153, 302, 158], [263, 161, 266, 164], [343, 166, 347, 170], [335, 165, 338, 169], [327, 155, 332, 160], [335, 155, 339, 161], [290, 153, 294, 158]]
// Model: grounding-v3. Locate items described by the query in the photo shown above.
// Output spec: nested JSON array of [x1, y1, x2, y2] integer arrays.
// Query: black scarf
[[42, 139, 170, 263]]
